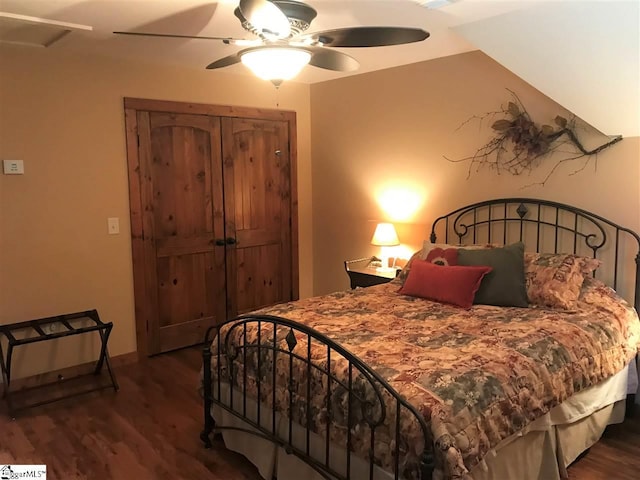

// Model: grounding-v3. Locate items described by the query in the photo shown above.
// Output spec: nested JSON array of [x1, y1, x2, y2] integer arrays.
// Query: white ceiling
[[0, 0, 543, 83]]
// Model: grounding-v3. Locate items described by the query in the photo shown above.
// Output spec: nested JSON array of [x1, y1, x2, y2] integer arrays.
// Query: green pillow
[[457, 242, 528, 307]]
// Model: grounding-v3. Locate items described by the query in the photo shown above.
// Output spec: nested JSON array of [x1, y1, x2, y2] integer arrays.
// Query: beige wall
[[0, 46, 312, 378], [310, 50, 640, 296], [2, 46, 638, 379]]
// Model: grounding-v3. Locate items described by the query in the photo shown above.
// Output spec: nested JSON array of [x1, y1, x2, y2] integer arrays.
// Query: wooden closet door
[[222, 118, 292, 316], [137, 112, 226, 354]]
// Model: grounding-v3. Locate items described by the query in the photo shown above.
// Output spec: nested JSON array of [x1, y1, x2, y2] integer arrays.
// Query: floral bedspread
[[209, 278, 640, 479]]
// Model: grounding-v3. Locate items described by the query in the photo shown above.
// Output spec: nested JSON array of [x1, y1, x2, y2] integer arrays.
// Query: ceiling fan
[[114, 0, 430, 85]]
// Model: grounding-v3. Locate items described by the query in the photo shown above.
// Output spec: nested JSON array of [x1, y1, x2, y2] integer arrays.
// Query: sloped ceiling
[[454, 0, 640, 137], [0, 1, 638, 135]]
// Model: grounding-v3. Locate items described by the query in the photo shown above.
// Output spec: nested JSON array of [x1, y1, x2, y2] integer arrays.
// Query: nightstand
[[344, 257, 400, 289]]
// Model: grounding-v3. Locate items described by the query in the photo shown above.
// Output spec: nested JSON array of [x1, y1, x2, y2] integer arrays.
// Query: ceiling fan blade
[[239, 0, 291, 39], [311, 27, 429, 48], [206, 54, 242, 70], [308, 47, 359, 72], [113, 31, 239, 42]]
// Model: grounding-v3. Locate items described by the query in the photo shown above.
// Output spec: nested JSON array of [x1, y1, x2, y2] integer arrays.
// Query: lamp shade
[[240, 47, 311, 83], [371, 223, 400, 246]]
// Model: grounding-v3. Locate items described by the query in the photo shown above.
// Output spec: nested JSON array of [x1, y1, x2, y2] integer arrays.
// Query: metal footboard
[[201, 314, 435, 480]]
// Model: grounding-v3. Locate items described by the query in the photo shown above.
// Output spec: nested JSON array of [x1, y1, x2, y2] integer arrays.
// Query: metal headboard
[[429, 198, 640, 311]]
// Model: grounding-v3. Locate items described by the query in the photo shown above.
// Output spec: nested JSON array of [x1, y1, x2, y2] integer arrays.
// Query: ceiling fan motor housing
[[234, 0, 318, 38]]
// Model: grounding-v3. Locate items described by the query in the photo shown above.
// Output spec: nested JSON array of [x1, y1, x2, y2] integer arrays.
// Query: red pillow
[[398, 260, 492, 308]]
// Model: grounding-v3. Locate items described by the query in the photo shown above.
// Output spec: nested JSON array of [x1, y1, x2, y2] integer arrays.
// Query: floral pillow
[[397, 243, 458, 283], [424, 246, 458, 266], [524, 252, 601, 309]]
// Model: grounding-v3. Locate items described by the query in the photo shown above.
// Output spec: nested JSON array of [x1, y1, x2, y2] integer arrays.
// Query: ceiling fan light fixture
[[240, 47, 311, 84]]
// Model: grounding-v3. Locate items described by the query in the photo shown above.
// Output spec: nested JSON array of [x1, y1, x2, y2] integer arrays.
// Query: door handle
[[225, 237, 238, 245], [215, 238, 226, 246]]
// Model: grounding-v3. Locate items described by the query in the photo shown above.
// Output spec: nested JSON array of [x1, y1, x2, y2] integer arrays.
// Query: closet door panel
[[222, 117, 292, 317], [138, 112, 226, 354], [235, 245, 283, 314]]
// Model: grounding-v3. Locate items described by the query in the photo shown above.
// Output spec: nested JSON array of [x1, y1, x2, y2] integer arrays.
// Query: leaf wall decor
[[445, 90, 623, 186]]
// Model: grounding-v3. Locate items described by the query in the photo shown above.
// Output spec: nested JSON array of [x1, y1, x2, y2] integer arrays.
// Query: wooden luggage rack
[[0, 309, 119, 416]]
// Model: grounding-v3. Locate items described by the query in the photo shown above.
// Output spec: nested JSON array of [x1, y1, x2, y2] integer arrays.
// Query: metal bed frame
[[429, 198, 640, 312], [201, 198, 640, 480]]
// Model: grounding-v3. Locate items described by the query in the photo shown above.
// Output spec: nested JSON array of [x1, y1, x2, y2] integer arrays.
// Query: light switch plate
[[3, 159, 24, 174]]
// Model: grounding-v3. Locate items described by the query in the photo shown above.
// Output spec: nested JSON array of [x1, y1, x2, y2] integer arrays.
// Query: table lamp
[[371, 222, 400, 272]]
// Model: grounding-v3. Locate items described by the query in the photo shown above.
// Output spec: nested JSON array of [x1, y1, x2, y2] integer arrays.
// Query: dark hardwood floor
[[1, 347, 639, 479]]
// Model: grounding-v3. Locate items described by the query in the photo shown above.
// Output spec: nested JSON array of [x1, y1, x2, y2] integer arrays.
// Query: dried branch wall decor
[[446, 90, 623, 185]]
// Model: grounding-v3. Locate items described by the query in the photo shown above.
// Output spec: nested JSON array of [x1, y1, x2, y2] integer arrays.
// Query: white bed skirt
[[211, 362, 635, 480]]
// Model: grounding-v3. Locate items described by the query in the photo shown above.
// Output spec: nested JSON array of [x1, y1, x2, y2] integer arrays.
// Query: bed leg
[[200, 425, 214, 449], [420, 450, 435, 480], [201, 341, 215, 449], [625, 394, 636, 418]]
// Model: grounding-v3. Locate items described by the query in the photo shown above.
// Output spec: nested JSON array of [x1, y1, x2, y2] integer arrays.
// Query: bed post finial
[[429, 231, 437, 243]]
